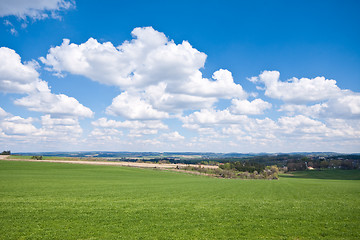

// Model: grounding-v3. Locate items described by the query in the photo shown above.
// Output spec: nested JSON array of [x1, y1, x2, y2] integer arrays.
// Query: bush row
[[179, 164, 279, 180]]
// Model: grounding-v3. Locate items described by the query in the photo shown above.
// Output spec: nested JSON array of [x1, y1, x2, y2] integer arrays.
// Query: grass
[[0, 160, 359, 239], [281, 169, 360, 180], [6, 155, 99, 161]]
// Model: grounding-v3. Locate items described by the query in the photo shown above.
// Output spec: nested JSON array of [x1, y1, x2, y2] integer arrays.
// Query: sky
[[0, 0, 359, 153]]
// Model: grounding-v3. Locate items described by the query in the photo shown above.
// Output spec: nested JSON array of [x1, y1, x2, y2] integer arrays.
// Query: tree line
[[1, 151, 10, 155]]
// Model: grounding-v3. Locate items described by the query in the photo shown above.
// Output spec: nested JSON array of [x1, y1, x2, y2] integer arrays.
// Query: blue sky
[[0, 0, 359, 153]]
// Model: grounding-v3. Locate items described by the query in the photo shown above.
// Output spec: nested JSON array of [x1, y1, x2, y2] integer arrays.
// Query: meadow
[[0, 160, 359, 239], [5, 155, 94, 161]]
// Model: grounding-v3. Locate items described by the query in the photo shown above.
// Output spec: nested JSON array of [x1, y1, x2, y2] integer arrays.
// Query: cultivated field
[[0, 160, 359, 239], [2, 155, 218, 169]]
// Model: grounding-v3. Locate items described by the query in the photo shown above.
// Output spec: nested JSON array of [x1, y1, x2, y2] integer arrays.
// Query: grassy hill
[[0, 160, 359, 239]]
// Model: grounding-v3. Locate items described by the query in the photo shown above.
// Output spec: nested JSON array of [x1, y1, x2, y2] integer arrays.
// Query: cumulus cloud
[[176, 69, 247, 99], [144, 83, 216, 112], [182, 108, 248, 125], [279, 93, 360, 119], [90, 128, 122, 137], [276, 115, 360, 140], [251, 70, 360, 120], [38, 114, 83, 137], [106, 91, 169, 120], [0, 0, 74, 20], [160, 131, 185, 141], [0, 47, 93, 118], [40, 27, 247, 117], [279, 103, 326, 117], [3, 27, 360, 152], [251, 70, 342, 103], [39, 28, 204, 88], [0, 107, 8, 118], [230, 98, 272, 115], [0, 115, 37, 135], [181, 106, 360, 152], [14, 83, 94, 118], [0, 47, 40, 93], [330, 94, 360, 117], [182, 108, 279, 149], [89, 128, 123, 143], [91, 117, 168, 139], [278, 115, 328, 135], [0, 113, 83, 140], [0, 113, 88, 154], [92, 117, 168, 130]]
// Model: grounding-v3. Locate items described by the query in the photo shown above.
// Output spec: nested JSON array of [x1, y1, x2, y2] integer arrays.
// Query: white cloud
[[278, 115, 328, 135], [89, 128, 123, 144], [0, 107, 8, 118], [0, 114, 83, 140], [230, 98, 272, 115], [279, 103, 326, 117], [276, 115, 360, 140], [160, 131, 185, 142], [0, 47, 93, 118], [0, 116, 37, 135], [251, 70, 360, 121], [182, 108, 248, 125], [14, 82, 94, 118], [41, 114, 78, 126], [279, 93, 360, 119], [0, 114, 84, 153], [144, 82, 216, 112], [91, 128, 121, 136], [0, 0, 74, 20], [182, 109, 280, 150], [0, 47, 40, 94], [2, 27, 360, 152], [40, 27, 248, 117], [220, 118, 278, 141], [38, 114, 83, 137], [128, 129, 158, 137], [330, 94, 360, 117], [181, 106, 360, 152], [92, 118, 168, 130], [9, 28, 17, 35], [91, 117, 168, 139], [324, 119, 360, 138], [3, 19, 12, 26], [175, 69, 247, 99], [40, 38, 128, 84], [251, 70, 342, 103], [106, 91, 169, 120], [40, 28, 197, 88], [3, 116, 34, 124]]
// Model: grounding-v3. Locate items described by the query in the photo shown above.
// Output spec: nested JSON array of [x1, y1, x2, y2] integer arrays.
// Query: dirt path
[[1, 156, 218, 169]]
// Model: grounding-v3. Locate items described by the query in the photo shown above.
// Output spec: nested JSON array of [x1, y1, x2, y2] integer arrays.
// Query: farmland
[[0, 160, 359, 239]]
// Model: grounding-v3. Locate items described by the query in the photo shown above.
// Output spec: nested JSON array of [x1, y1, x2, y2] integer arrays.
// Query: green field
[[0, 160, 359, 239], [5, 155, 95, 161]]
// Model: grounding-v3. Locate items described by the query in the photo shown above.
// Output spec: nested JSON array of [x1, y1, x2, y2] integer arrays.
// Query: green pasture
[[0, 160, 359, 239], [5, 155, 98, 161], [6, 155, 72, 160]]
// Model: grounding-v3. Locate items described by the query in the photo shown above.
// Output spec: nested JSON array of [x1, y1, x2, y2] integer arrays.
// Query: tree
[[1, 150, 10, 155], [320, 160, 329, 169]]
